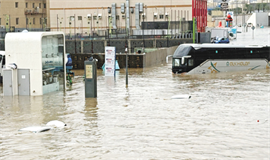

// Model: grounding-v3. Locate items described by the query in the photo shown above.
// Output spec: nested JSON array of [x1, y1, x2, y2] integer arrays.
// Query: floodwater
[[0, 27, 270, 159], [0, 64, 269, 159]]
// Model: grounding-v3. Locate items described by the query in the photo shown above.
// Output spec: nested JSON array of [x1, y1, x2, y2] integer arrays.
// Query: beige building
[[0, 0, 49, 32], [49, 0, 193, 36], [0, 0, 198, 35]]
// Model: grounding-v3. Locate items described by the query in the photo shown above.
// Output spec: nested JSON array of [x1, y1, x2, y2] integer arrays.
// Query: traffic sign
[[221, 3, 228, 9]]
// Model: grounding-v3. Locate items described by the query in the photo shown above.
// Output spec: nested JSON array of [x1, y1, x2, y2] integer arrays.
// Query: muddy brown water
[[0, 63, 269, 159]]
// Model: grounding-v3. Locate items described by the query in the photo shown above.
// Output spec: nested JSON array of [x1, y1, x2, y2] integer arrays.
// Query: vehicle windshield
[[173, 45, 192, 58]]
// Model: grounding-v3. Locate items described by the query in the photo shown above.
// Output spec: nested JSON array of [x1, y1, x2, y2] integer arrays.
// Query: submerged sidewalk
[[231, 26, 270, 45]]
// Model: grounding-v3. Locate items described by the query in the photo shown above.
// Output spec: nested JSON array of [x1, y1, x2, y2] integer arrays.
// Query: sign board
[[227, 11, 234, 19], [85, 65, 93, 79], [105, 46, 116, 76], [221, 3, 228, 9]]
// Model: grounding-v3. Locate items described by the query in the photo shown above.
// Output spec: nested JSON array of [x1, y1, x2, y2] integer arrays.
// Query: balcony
[[25, 8, 45, 15]]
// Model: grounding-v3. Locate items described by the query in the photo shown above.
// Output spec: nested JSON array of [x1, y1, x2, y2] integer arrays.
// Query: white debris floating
[[46, 120, 67, 128], [171, 95, 191, 99], [19, 120, 66, 133], [18, 126, 51, 133]]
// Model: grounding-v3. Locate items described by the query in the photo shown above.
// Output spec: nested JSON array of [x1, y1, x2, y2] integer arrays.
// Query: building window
[[26, 18, 28, 25], [32, 3, 35, 8], [78, 16, 82, 20], [25, 2, 28, 8], [40, 18, 42, 24], [33, 18, 35, 24], [70, 16, 74, 21], [15, 2, 18, 8], [39, 3, 41, 8], [44, 3, 46, 8], [0, 18, 1, 25], [159, 15, 164, 19], [16, 18, 19, 25]]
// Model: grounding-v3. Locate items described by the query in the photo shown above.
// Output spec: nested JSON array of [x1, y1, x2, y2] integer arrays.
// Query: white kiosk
[[3, 32, 66, 96]]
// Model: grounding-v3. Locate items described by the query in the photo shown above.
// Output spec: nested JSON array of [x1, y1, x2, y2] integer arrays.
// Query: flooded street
[[0, 63, 269, 159]]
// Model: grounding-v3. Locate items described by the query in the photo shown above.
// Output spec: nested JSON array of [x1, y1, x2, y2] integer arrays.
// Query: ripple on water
[[0, 66, 269, 159]]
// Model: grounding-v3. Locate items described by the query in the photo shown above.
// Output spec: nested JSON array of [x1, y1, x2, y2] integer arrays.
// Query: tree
[[244, 4, 249, 13], [260, 3, 264, 11], [265, 5, 270, 12], [249, 6, 254, 13], [256, 3, 260, 12]]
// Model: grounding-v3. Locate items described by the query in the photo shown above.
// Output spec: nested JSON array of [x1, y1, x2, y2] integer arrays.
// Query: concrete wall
[[70, 45, 178, 69], [65, 38, 193, 54], [144, 46, 177, 67], [256, 13, 269, 26], [246, 13, 269, 27]]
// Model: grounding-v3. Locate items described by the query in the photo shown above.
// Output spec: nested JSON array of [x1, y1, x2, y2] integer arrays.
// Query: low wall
[[144, 46, 177, 67], [71, 46, 178, 69]]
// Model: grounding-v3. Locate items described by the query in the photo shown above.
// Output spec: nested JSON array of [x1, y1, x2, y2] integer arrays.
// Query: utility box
[[84, 59, 97, 98], [5, 32, 66, 96]]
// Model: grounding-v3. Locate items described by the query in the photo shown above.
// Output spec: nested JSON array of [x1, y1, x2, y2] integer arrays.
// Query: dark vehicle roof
[[173, 43, 266, 58]]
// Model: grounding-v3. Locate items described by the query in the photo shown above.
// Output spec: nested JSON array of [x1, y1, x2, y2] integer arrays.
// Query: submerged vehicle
[[172, 44, 270, 74], [0, 51, 5, 83]]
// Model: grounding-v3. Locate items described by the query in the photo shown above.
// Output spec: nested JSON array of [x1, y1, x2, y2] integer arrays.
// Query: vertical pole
[[125, 47, 128, 87], [74, 14, 76, 54], [89, 20, 91, 38], [193, 17, 196, 43], [57, 14, 59, 31], [143, 9, 145, 49]]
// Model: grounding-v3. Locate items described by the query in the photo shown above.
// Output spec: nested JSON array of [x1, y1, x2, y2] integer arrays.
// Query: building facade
[[49, 0, 207, 36], [0, 0, 207, 36], [0, 0, 49, 33]]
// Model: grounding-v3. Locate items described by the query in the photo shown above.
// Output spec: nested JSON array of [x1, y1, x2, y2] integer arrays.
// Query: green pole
[[167, 16, 171, 38], [193, 17, 196, 44]]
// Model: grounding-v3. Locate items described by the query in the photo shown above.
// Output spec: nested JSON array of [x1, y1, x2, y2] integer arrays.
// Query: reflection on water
[[0, 64, 269, 159]]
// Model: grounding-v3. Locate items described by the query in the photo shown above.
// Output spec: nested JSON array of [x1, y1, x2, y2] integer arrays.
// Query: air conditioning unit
[[122, 14, 125, 19], [87, 14, 92, 20], [165, 12, 169, 18], [0, 25, 5, 29], [108, 14, 111, 19], [98, 14, 102, 20], [154, 13, 158, 19], [142, 13, 146, 19], [35, 7, 39, 13]]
